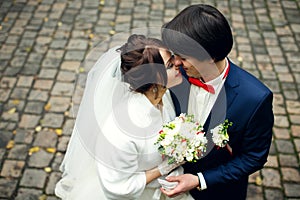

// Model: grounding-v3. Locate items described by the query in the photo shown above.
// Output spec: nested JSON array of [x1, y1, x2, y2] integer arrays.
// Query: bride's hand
[[158, 159, 186, 176]]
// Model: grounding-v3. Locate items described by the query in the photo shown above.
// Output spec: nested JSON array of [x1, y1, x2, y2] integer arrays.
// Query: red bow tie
[[188, 77, 215, 94], [188, 62, 230, 94]]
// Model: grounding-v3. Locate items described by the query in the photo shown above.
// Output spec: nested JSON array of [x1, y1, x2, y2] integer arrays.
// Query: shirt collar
[[206, 58, 229, 89]]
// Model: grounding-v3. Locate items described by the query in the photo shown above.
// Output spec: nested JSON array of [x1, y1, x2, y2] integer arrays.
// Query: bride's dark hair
[[118, 34, 168, 93]]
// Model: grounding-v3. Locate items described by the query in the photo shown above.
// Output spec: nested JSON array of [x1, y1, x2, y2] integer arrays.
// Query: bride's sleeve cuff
[[197, 172, 207, 191]]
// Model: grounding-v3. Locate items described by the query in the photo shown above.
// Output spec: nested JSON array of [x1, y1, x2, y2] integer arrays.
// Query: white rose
[[161, 134, 174, 146]]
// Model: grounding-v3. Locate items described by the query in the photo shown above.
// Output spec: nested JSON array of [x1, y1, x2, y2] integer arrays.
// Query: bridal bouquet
[[155, 113, 208, 164]]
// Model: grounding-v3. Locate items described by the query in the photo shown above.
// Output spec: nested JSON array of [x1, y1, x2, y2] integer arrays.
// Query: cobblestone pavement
[[0, 0, 300, 199]]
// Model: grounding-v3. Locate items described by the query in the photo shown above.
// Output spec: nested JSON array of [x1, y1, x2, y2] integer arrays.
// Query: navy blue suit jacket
[[169, 60, 274, 199]]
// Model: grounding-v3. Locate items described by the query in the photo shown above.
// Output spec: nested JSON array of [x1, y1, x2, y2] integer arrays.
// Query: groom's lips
[[175, 71, 181, 77]]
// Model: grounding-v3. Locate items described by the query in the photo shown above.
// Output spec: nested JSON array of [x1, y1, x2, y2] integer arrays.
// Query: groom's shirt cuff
[[197, 172, 207, 190]]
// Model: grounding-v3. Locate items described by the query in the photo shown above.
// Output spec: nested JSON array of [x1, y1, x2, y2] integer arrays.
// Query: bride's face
[[159, 49, 183, 88]]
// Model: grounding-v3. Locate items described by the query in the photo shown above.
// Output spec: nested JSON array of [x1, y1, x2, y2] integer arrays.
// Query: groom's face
[[173, 55, 219, 82], [173, 55, 201, 78]]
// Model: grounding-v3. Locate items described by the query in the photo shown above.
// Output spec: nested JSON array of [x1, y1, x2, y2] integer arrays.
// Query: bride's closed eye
[[166, 55, 175, 70], [166, 62, 174, 70]]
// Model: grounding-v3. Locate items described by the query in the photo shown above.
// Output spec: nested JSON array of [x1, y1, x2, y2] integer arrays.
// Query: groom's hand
[[160, 174, 199, 198]]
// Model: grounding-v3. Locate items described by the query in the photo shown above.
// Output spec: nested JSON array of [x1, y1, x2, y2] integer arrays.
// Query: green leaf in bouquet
[[168, 157, 176, 164], [164, 123, 175, 130]]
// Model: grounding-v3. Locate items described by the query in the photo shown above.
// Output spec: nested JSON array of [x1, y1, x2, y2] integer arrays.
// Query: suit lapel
[[224, 60, 239, 111]]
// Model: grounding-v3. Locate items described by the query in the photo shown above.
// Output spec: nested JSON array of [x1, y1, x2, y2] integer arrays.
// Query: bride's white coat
[[55, 47, 192, 200]]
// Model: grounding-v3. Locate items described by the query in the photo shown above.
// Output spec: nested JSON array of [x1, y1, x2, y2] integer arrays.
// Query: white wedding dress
[[55, 47, 194, 200]]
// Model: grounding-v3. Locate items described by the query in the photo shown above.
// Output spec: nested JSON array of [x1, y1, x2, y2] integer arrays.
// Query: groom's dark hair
[[162, 4, 233, 62]]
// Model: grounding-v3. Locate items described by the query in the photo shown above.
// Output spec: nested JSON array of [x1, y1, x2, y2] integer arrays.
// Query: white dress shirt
[[187, 58, 229, 190]]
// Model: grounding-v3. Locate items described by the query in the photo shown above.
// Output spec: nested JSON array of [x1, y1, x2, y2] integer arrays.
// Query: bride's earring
[[152, 86, 158, 99], [152, 87, 158, 93]]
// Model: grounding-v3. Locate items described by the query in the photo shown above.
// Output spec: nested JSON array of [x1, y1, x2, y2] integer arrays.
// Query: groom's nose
[[173, 55, 183, 69]]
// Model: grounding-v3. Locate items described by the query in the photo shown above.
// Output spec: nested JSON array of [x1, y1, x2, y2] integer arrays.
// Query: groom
[[161, 4, 274, 200]]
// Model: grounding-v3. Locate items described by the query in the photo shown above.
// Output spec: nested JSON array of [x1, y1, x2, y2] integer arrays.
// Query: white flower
[[176, 155, 185, 163], [177, 140, 187, 151], [186, 153, 194, 162], [194, 133, 207, 145], [211, 124, 229, 148], [161, 134, 174, 146], [165, 146, 174, 155], [211, 125, 221, 135]]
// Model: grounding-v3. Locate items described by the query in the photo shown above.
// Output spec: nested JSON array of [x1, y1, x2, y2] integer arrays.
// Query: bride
[[55, 34, 194, 200]]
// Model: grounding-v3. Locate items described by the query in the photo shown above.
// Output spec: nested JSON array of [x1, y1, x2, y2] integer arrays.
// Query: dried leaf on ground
[[46, 147, 56, 153], [255, 176, 262, 186], [6, 140, 14, 149], [44, 103, 51, 111], [35, 126, 42, 132], [12, 99, 20, 105], [28, 146, 40, 155], [44, 167, 52, 173], [55, 129, 63, 136], [7, 107, 16, 114]]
